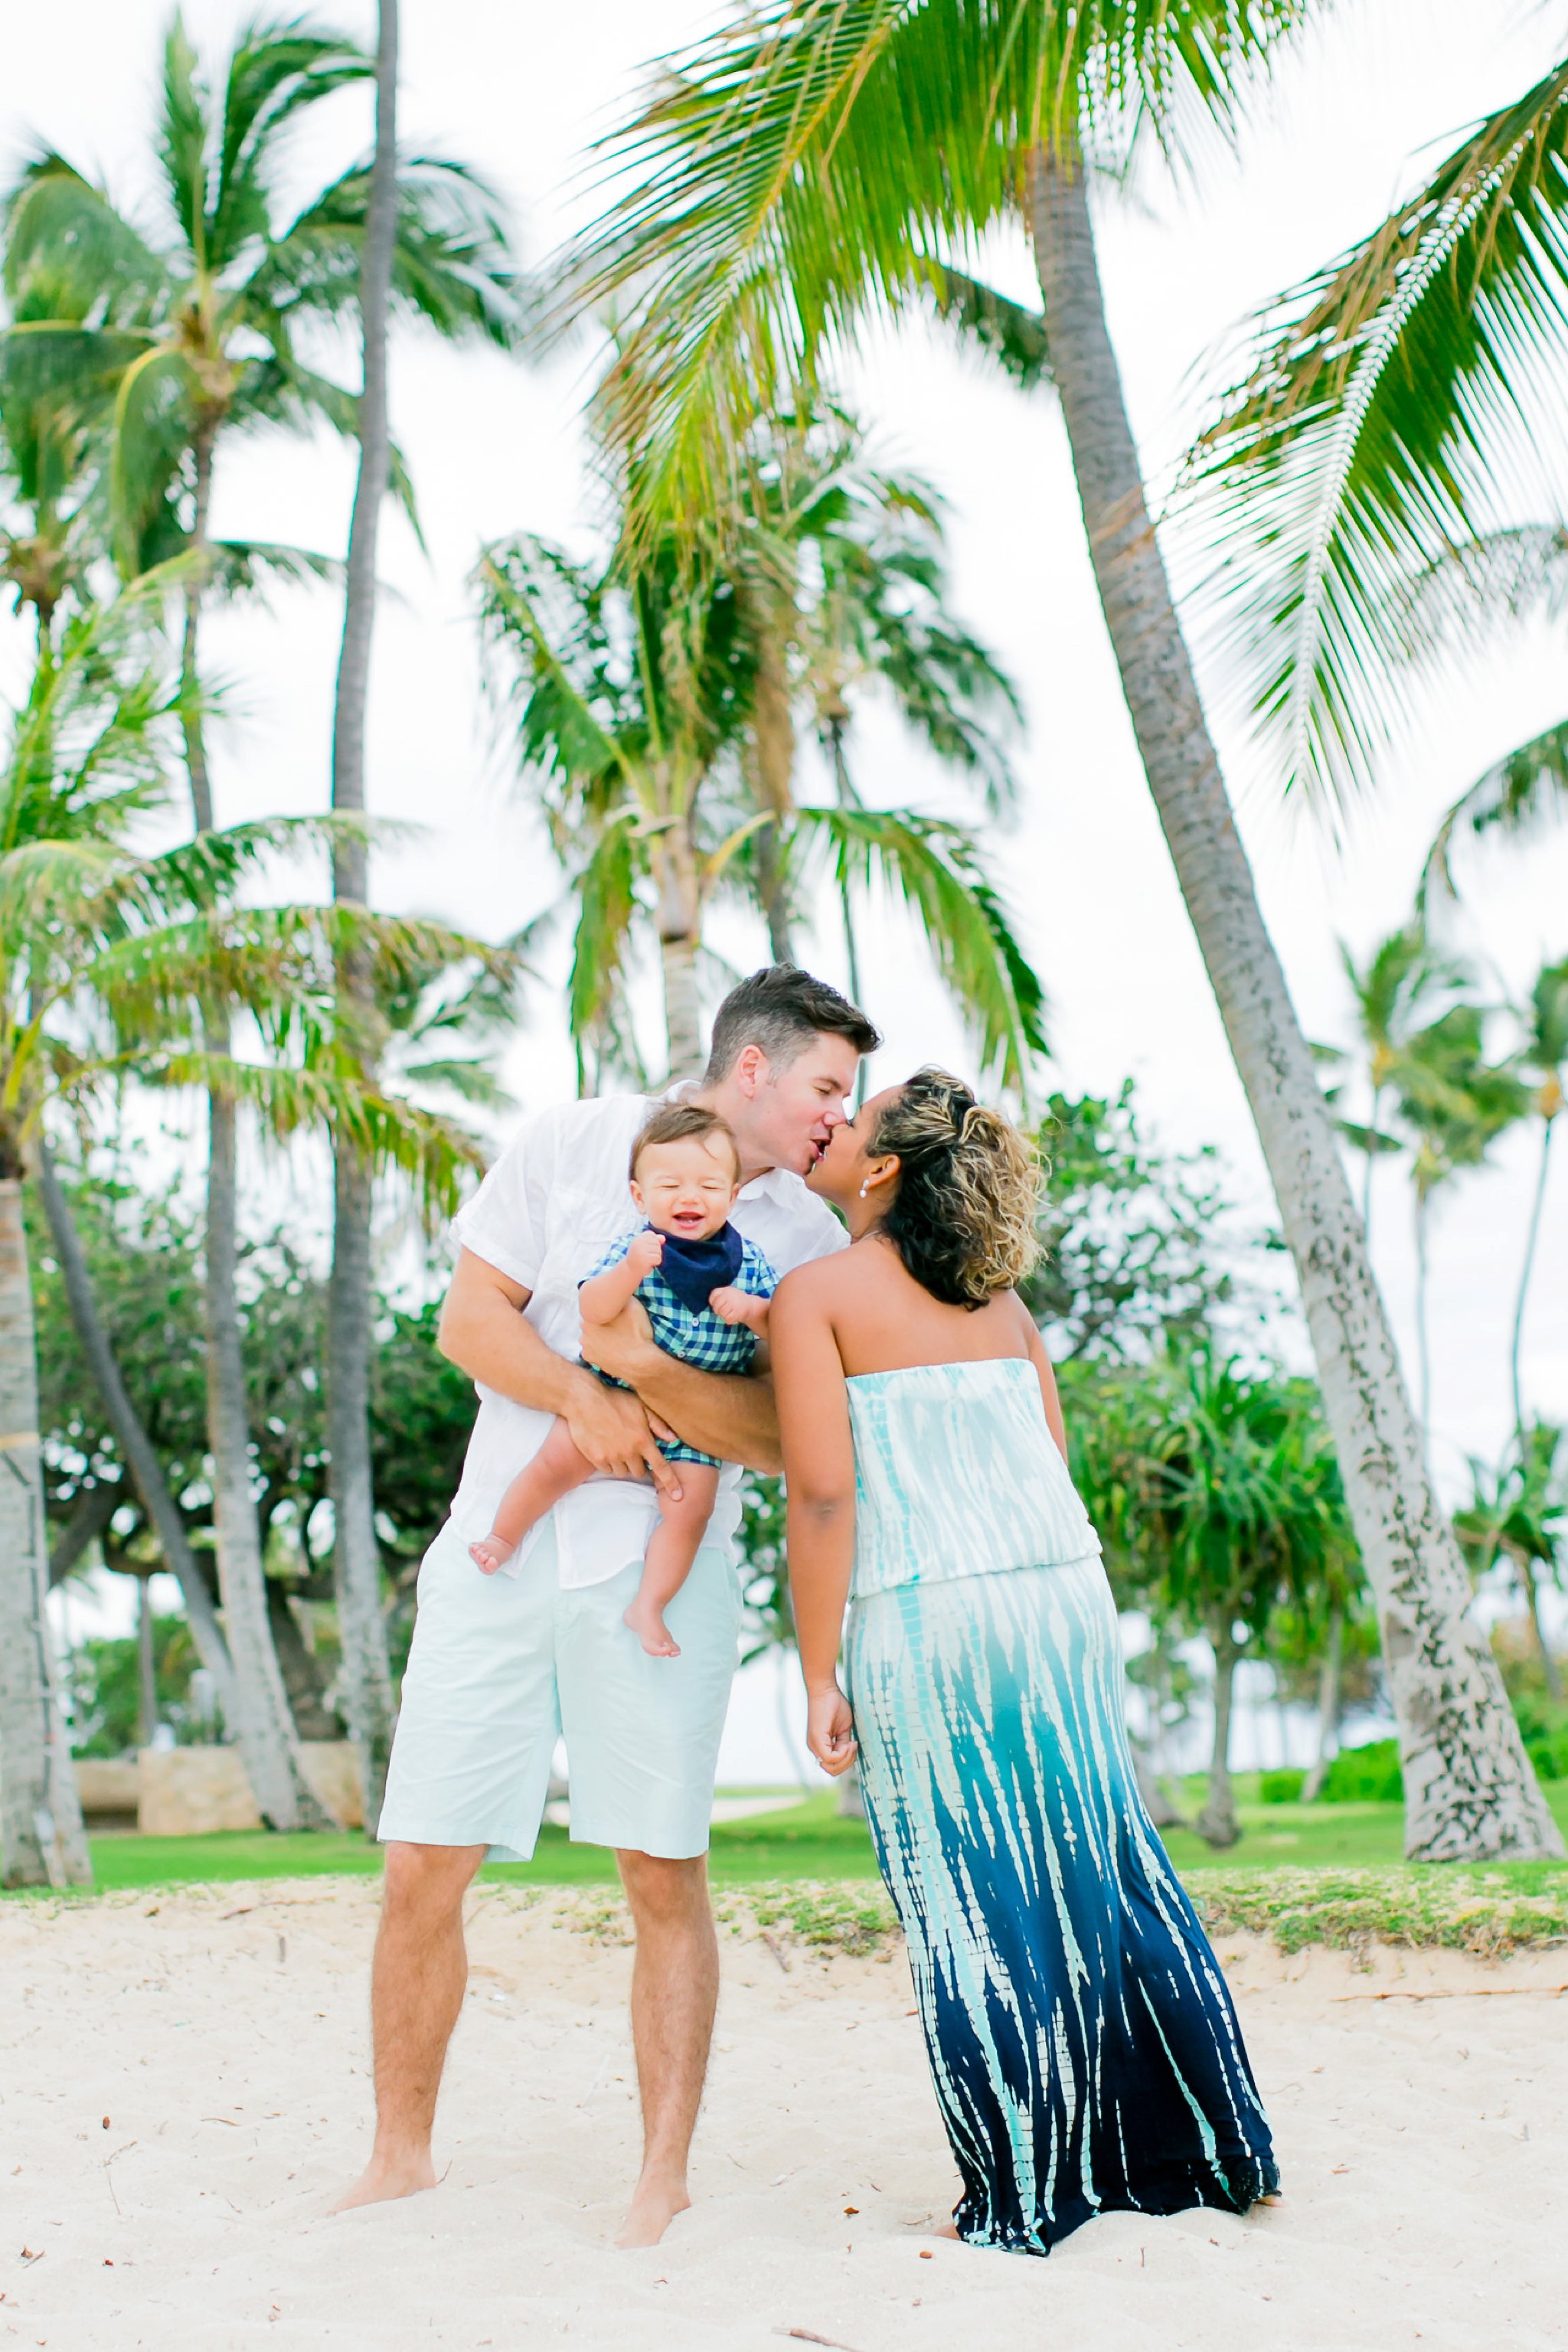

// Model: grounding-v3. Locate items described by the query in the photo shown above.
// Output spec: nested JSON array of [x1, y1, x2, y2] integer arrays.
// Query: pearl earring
[[858, 1179, 870, 1199]]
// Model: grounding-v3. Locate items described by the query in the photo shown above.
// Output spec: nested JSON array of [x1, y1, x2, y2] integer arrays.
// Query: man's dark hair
[[703, 966, 879, 1086], [630, 1102, 741, 1178]]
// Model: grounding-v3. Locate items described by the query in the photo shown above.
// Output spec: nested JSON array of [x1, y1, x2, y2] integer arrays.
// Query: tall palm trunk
[[182, 434, 329, 1831], [1195, 1620, 1241, 1849], [1027, 144, 1560, 1864], [1415, 1191, 1434, 1437], [750, 608, 797, 960], [36, 1145, 236, 1716], [828, 719, 869, 1109], [0, 1177, 90, 1886], [1510, 1115, 1555, 1440], [325, 0, 400, 1832], [136, 1573, 158, 1746], [1518, 1553, 1563, 1707], [1302, 1607, 1343, 1803], [653, 817, 704, 1079], [205, 1091, 333, 1828]]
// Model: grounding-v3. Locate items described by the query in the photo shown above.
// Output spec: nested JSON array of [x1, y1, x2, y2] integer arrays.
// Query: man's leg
[[614, 1848, 719, 2248], [332, 1840, 485, 2211]]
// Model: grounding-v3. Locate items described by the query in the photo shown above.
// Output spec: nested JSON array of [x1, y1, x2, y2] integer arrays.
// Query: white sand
[[3, 1879, 1565, 2351]]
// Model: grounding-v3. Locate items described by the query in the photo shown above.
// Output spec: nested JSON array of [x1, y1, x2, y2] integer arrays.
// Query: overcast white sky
[[5, 0, 1566, 1519]]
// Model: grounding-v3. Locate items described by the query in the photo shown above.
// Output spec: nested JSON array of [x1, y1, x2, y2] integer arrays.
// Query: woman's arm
[[1018, 1299, 1070, 1459], [771, 1266, 858, 1775]]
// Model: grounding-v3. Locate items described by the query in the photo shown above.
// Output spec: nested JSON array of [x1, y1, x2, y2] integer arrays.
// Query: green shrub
[[1320, 1738, 1403, 1803], [1259, 1768, 1305, 1804]]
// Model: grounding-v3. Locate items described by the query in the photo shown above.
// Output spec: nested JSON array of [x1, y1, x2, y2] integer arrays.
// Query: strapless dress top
[[844, 1357, 1101, 1601]]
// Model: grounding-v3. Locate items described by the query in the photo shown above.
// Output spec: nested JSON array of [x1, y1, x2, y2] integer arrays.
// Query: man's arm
[[579, 1304, 783, 1475], [438, 1250, 680, 1491]]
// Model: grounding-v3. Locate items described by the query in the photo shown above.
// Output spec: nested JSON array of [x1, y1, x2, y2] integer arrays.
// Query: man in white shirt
[[337, 968, 876, 2245]]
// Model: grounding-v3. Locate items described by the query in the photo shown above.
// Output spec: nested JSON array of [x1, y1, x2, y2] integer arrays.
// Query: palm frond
[[260, 153, 523, 346], [921, 263, 1053, 391], [1190, 55, 1568, 808], [570, 0, 1315, 537], [795, 801, 1047, 1089], [210, 21, 370, 268], [3, 156, 168, 324], [1419, 717, 1568, 911]]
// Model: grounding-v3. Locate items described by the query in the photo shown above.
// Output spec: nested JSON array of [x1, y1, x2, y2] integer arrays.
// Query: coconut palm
[[2, 321, 243, 1713], [567, 0, 1557, 1857], [325, 0, 402, 1833], [1455, 1423, 1566, 1706], [478, 518, 1044, 1086], [720, 407, 1025, 968], [1511, 958, 1568, 1442], [1335, 926, 1467, 1240], [3, 11, 520, 1828], [1192, 49, 1568, 817], [1387, 1005, 1529, 1432]]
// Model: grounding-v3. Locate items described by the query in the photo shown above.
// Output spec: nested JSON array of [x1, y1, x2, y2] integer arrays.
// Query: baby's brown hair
[[629, 1102, 742, 1181]]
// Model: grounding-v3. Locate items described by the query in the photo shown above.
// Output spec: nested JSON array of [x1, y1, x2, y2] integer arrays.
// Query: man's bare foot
[[329, 2148, 438, 2213], [623, 1596, 680, 1658], [616, 2173, 691, 2248], [469, 1533, 515, 1576]]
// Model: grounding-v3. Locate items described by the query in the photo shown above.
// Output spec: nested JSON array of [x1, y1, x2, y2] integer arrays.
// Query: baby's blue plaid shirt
[[578, 1224, 778, 1465]]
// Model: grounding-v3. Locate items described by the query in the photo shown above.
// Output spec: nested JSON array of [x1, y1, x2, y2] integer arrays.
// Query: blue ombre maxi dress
[[844, 1357, 1279, 2256]]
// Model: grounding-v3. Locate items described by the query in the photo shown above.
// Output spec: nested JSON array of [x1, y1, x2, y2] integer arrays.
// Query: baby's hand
[[708, 1285, 769, 1334], [628, 1229, 665, 1276]]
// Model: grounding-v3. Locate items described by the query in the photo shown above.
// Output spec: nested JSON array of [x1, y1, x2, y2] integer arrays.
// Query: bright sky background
[[6, 0, 1566, 1557]]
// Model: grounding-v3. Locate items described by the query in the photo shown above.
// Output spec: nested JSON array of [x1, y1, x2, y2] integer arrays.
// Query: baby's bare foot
[[469, 1534, 515, 1575], [623, 1597, 680, 1658]]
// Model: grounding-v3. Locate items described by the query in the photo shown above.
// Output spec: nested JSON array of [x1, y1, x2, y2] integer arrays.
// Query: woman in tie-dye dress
[[770, 1069, 1279, 2256]]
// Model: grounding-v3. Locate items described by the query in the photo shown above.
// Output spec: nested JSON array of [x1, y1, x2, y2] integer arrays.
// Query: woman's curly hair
[[872, 1068, 1042, 1308]]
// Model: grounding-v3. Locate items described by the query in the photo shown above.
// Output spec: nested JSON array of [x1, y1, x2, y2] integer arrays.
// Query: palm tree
[[1, 309, 240, 1713], [4, 11, 519, 1828], [567, 0, 1558, 1858], [1511, 959, 1568, 1443], [477, 517, 1044, 1086], [325, 0, 400, 1834], [1335, 926, 1466, 1240], [1455, 1423, 1566, 1707], [1388, 1005, 1528, 1432], [1192, 50, 1568, 818]]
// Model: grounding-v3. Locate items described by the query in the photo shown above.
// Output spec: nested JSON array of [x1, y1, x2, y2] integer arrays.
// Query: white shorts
[[377, 1517, 742, 1861]]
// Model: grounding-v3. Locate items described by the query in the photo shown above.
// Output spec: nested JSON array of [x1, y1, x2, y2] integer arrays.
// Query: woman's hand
[[806, 1685, 858, 1777]]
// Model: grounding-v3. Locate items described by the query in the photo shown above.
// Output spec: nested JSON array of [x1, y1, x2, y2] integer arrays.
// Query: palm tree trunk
[[180, 429, 326, 1829], [1302, 1607, 1344, 1803], [653, 820, 705, 1080], [1511, 1117, 1554, 1440], [1518, 1553, 1564, 1707], [35, 1144, 235, 1714], [1027, 142, 1561, 1864], [1195, 1621, 1241, 1848], [324, 0, 400, 1832], [204, 1088, 334, 1831], [0, 1178, 90, 1887], [1415, 1191, 1434, 1437], [1364, 1086, 1383, 1243], [750, 612, 796, 959], [659, 931, 704, 1080], [829, 721, 869, 1109]]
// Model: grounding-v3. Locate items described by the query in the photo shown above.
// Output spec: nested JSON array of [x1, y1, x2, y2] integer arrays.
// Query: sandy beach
[[2, 1879, 1564, 2351]]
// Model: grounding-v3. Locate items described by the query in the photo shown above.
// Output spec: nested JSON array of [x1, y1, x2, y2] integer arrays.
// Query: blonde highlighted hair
[[872, 1069, 1041, 1308]]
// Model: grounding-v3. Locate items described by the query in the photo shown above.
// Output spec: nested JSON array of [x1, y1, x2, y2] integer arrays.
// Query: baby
[[469, 1102, 777, 1657]]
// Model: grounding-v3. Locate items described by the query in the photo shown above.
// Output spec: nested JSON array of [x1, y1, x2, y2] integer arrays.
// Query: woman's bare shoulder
[[774, 1239, 877, 1308]]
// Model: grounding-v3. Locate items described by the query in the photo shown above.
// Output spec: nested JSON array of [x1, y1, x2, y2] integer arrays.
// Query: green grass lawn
[[54, 1774, 1568, 1898]]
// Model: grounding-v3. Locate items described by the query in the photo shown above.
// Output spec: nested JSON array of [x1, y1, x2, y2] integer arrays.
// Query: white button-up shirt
[[445, 1093, 848, 1586]]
